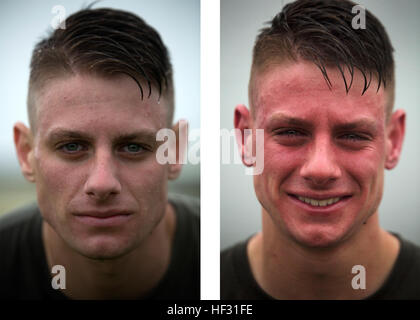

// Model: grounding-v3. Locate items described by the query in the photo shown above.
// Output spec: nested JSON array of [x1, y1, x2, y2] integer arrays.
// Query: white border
[[200, 0, 220, 300]]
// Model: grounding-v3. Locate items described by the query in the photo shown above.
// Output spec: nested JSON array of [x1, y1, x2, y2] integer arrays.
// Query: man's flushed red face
[[250, 61, 392, 247], [30, 73, 171, 259]]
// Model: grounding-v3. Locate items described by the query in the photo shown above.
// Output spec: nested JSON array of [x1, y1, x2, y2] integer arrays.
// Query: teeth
[[297, 196, 341, 207]]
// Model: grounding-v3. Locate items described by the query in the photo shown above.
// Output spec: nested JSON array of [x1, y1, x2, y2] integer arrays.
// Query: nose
[[84, 151, 121, 201], [300, 135, 342, 186]]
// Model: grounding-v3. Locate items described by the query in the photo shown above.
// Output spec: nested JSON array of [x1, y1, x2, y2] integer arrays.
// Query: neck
[[248, 210, 400, 300], [42, 203, 176, 299]]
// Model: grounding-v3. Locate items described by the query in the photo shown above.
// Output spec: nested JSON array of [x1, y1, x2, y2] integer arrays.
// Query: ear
[[385, 109, 406, 170], [167, 119, 188, 180], [234, 104, 253, 167], [14, 122, 36, 182]]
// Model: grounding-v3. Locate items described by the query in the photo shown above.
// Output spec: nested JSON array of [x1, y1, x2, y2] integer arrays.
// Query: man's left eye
[[60, 142, 85, 153], [122, 143, 145, 153]]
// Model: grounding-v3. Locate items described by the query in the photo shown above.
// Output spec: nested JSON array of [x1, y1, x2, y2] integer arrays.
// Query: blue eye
[[60, 143, 84, 153], [122, 143, 145, 153]]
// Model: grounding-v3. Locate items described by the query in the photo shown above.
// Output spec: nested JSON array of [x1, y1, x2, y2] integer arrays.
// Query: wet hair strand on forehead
[[251, 0, 395, 107]]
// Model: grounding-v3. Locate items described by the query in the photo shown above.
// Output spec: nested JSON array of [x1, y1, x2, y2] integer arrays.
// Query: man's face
[[250, 61, 391, 247], [29, 73, 170, 259]]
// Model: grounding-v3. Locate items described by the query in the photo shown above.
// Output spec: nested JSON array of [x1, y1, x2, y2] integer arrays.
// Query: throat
[[250, 219, 399, 299]]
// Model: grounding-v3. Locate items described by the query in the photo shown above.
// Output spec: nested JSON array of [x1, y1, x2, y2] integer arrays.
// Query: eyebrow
[[334, 119, 378, 133], [266, 113, 314, 130], [46, 129, 158, 144], [267, 113, 378, 133]]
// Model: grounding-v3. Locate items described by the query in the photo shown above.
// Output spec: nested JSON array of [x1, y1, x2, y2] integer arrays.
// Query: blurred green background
[[0, 169, 37, 215]]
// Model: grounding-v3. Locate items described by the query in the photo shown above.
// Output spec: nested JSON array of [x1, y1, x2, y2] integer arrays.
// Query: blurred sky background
[[221, 0, 420, 249], [0, 0, 200, 214]]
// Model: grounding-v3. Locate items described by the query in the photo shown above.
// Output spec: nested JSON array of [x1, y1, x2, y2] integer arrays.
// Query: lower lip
[[74, 214, 131, 227], [287, 194, 352, 215]]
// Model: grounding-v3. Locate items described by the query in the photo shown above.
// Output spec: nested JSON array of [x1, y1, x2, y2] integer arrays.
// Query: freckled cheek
[[33, 156, 87, 223], [120, 160, 168, 201], [341, 156, 385, 219], [35, 158, 72, 193], [257, 142, 301, 195], [338, 150, 385, 196]]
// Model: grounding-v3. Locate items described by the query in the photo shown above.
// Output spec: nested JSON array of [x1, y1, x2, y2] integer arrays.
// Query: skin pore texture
[[235, 60, 405, 299], [14, 73, 182, 299]]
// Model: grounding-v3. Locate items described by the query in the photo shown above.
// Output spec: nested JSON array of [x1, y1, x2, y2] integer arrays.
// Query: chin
[[290, 225, 348, 249], [75, 237, 136, 260]]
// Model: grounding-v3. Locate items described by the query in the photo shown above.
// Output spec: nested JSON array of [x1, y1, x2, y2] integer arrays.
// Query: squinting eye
[[341, 134, 367, 141], [276, 129, 304, 137], [122, 143, 145, 153]]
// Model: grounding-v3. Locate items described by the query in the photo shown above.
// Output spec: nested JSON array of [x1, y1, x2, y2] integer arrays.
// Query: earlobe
[[14, 122, 36, 182], [167, 119, 188, 180], [234, 104, 253, 167], [168, 165, 181, 180], [385, 110, 406, 170]]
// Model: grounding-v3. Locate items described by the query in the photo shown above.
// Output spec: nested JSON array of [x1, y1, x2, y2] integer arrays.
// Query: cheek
[[121, 159, 168, 201], [355, 160, 385, 205], [33, 152, 86, 225], [254, 141, 301, 197], [34, 154, 77, 201], [338, 146, 386, 209], [265, 140, 303, 174]]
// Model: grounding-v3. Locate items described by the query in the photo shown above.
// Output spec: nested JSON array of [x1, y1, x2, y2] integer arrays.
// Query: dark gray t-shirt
[[221, 234, 420, 300], [0, 194, 200, 300]]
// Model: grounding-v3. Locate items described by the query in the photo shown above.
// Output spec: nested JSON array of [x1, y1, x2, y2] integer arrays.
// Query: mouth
[[74, 211, 133, 227], [76, 211, 132, 218], [287, 193, 352, 210]]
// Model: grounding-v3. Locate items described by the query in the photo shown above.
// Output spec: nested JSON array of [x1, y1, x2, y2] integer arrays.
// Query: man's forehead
[[38, 73, 162, 109], [34, 73, 169, 133], [251, 60, 386, 119]]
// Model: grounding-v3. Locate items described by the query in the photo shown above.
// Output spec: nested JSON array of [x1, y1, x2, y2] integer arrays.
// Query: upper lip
[[288, 193, 352, 200], [74, 210, 132, 218]]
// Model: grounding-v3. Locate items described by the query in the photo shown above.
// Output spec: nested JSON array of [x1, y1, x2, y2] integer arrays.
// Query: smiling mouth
[[289, 194, 352, 208]]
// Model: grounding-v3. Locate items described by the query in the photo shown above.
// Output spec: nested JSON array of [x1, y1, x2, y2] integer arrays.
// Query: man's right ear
[[13, 122, 36, 182], [234, 104, 253, 167]]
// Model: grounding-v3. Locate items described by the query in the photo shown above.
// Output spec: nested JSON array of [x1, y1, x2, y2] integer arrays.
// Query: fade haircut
[[28, 7, 174, 131], [250, 0, 395, 117]]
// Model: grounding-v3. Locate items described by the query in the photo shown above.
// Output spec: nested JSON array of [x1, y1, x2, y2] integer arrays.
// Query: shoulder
[[221, 240, 247, 268], [221, 237, 273, 300], [221, 240, 248, 280], [0, 202, 41, 235], [220, 239, 251, 299], [157, 194, 200, 299], [169, 193, 199, 247], [0, 202, 43, 298], [376, 234, 420, 300], [169, 193, 199, 218], [168, 193, 200, 233], [403, 237, 420, 265], [398, 236, 420, 298]]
